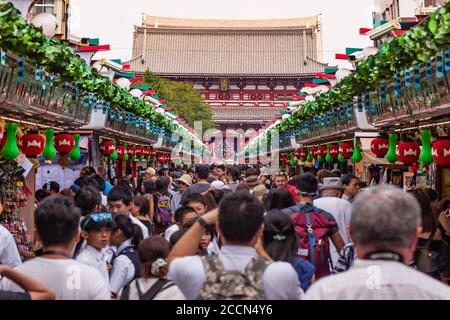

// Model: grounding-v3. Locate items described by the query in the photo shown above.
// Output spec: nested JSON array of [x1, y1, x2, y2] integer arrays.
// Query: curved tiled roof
[[131, 15, 325, 76]]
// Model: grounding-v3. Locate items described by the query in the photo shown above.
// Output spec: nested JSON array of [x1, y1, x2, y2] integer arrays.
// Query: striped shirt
[[305, 259, 450, 300]]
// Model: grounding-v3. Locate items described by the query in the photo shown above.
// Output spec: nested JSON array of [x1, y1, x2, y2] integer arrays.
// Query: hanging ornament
[[385, 133, 398, 163], [116, 145, 126, 160], [306, 148, 313, 162], [110, 147, 118, 161], [371, 137, 389, 158], [69, 134, 81, 161], [338, 153, 346, 163], [142, 147, 150, 160], [310, 147, 318, 160], [329, 144, 339, 159], [325, 144, 332, 163], [352, 141, 363, 163], [397, 141, 420, 165], [123, 144, 129, 161], [54, 133, 75, 154], [20, 131, 45, 157], [42, 128, 57, 161], [1, 123, 20, 160], [294, 149, 302, 160], [299, 149, 307, 161], [432, 137, 450, 166], [135, 145, 144, 160], [318, 145, 327, 159], [339, 142, 354, 159], [127, 145, 137, 160], [289, 153, 296, 167], [419, 130, 433, 165], [409, 163, 419, 173], [99, 140, 115, 156]]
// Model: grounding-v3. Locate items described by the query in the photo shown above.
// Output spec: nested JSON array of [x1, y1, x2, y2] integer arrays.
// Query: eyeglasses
[[82, 212, 113, 229]]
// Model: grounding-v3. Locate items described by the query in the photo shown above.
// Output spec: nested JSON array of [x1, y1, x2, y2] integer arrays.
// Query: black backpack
[[120, 278, 175, 300]]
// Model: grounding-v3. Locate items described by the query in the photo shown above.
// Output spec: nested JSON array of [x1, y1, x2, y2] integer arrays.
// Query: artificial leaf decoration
[[42, 128, 56, 161], [352, 141, 363, 163], [306, 148, 313, 162], [325, 144, 332, 163], [69, 134, 81, 160], [385, 133, 398, 163], [419, 130, 433, 165], [2, 123, 19, 160]]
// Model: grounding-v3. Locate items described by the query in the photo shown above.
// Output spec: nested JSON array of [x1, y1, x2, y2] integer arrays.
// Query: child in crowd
[[181, 193, 208, 216], [164, 206, 198, 242], [109, 215, 143, 299], [76, 212, 115, 283], [118, 237, 185, 300]]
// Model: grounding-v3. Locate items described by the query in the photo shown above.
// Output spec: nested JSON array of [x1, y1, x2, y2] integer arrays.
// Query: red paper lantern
[[311, 147, 318, 159], [432, 138, 450, 165], [371, 137, 389, 158], [329, 144, 339, 159], [142, 147, 150, 157], [299, 149, 307, 160], [54, 133, 75, 154], [397, 141, 420, 165], [99, 140, 115, 156], [294, 149, 302, 159], [317, 145, 327, 158], [339, 143, 354, 159], [116, 145, 126, 160], [135, 145, 144, 158], [20, 132, 45, 157], [149, 148, 157, 158], [409, 163, 418, 173], [127, 145, 136, 158]]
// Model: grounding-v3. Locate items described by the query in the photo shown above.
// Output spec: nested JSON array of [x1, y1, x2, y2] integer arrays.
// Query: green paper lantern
[[110, 148, 118, 161], [419, 130, 433, 165], [42, 128, 57, 161], [306, 148, 313, 162], [69, 134, 81, 160], [352, 142, 362, 163], [289, 153, 296, 167], [385, 133, 398, 163], [2, 123, 20, 161], [132, 145, 138, 161], [325, 144, 332, 163], [123, 144, 129, 161], [338, 153, 346, 163]]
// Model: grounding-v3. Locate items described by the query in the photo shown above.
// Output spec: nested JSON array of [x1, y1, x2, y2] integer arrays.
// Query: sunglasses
[[82, 212, 113, 229]]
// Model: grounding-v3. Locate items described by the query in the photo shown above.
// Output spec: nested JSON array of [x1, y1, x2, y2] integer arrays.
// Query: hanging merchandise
[[142, 147, 150, 160], [127, 145, 136, 160], [2, 123, 20, 161], [294, 149, 302, 160], [317, 145, 327, 159], [69, 134, 81, 161], [371, 136, 389, 158], [432, 137, 450, 166], [42, 128, 57, 161], [306, 148, 313, 162], [149, 147, 157, 161], [351, 141, 363, 163], [339, 142, 354, 159], [135, 145, 144, 160], [116, 145, 126, 160], [299, 149, 307, 162], [19, 131, 44, 157], [99, 140, 115, 156], [397, 141, 420, 165], [329, 144, 339, 159], [325, 144, 333, 163], [419, 130, 433, 165], [311, 147, 318, 160], [385, 133, 398, 164]]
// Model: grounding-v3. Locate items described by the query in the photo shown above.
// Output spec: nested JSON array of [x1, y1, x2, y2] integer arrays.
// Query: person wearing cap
[[76, 212, 115, 283], [246, 175, 260, 192], [210, 180, 225, 191], [145, 168, 157, 183], [173, 174, 193, 211], [313, 174, 353, 267]]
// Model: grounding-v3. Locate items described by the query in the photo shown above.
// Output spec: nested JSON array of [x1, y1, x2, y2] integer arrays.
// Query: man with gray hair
[[305, 185, 450, 300]]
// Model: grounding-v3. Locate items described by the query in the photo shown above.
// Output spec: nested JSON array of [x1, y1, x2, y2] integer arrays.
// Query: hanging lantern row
[[99, 140, 158, 161], [157, 153, 171, 163]]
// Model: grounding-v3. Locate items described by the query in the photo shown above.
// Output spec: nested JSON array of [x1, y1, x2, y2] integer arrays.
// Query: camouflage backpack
[[198, 255, 271, 300]]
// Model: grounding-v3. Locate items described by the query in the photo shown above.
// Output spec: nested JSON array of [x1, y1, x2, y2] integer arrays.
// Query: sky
[[70, 0, 376, 68]]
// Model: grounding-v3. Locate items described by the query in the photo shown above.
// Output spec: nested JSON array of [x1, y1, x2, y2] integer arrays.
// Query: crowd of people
[[1, 163, 450, 300]]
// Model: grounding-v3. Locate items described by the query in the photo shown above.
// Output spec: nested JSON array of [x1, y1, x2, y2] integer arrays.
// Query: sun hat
[[246, 175, 260, 188], [320, 177, 344, 191], [211, 180, 225, 190], [175, 174, 192, 186]]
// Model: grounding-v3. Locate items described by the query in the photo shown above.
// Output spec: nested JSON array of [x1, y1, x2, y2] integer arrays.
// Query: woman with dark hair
[[130, 195, 154, 236], [407, 188, 446, 281], [263, 210, 315, 291], [269, 189, 296, 211], [118, 236, 185, 300], [153, 177, 174, 235], [110, 215, 144, 298]]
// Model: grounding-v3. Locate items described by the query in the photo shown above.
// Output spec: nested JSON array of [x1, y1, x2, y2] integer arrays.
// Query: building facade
[[130, 15, 326, 132]]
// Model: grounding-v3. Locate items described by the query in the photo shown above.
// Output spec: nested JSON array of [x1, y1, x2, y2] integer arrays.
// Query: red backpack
[[285, 203, 338, 279]]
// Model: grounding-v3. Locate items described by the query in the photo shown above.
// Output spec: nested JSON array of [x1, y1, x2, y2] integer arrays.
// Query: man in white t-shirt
[[314, 176, 352, 267], [0, 195, 110, 300], [168, 192, 303, 300]]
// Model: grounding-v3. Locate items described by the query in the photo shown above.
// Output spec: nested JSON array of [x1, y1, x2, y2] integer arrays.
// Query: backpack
[[198, 255, 270, 300], [112, 246, 141, 282], [153, 192, 173, 226], [120, 278, 175, 300], [288, 203, 337, 279]]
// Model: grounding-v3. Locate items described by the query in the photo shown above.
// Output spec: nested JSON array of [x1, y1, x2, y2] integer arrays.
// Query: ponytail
[[114, 215, 143, 247]]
